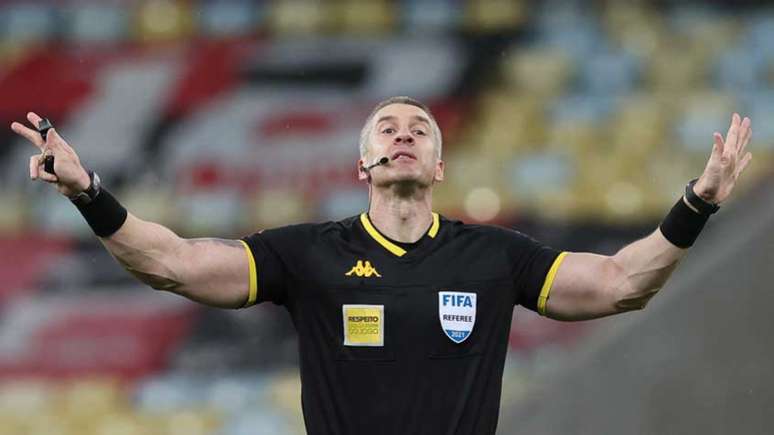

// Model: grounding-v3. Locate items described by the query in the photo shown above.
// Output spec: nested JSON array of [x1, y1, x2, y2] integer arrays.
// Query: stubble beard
[[374, 170, 433, 199]]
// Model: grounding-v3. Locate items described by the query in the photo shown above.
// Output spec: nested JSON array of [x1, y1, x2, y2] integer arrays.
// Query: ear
[[433, 159, 444, 183], [357, 158, 369, 182]]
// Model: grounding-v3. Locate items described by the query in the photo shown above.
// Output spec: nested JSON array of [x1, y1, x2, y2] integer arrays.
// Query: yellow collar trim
[[428, 212, 440, 238], [360, 212, 440, 257]]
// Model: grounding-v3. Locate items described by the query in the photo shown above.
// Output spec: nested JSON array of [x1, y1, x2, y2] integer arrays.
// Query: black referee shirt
[[241, 213, 565, 435]]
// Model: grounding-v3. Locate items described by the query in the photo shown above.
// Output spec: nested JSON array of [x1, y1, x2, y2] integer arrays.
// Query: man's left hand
[[693, 113, 753, 205]]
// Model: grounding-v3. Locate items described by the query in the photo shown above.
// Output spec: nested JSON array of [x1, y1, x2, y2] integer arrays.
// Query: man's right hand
[[12, 112, 254, 308], [12, 112, 91, 197]]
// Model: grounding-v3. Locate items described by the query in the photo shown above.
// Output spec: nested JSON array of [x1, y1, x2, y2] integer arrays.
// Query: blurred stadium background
[[0, 0, 773, 434]]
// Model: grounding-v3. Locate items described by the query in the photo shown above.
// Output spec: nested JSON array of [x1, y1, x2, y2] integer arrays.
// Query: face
[[358, 103, 444, 188]]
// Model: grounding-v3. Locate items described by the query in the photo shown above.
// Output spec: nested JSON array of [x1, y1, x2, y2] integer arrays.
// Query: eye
[[413, 129, 427, 136], [382, 127, 395, 134]]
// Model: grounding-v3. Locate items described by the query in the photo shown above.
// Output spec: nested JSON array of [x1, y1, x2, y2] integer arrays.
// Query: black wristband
[[659, 196, 711, 248], [73, 188, 128, 237], [685, 178, 719, 215]]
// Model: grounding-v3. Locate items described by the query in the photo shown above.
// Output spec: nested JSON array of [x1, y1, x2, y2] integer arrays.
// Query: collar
[[359, 212, 440, 257]]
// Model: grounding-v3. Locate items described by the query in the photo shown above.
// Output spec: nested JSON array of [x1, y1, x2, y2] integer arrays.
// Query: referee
[[13, 97, 753, 435]]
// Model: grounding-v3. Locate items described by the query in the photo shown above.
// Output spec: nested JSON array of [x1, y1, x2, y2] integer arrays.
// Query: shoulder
[[441, 216, 536, 246], [251, 215, 360, 243]]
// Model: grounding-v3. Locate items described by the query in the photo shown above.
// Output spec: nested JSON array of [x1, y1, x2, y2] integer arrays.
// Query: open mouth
[[391, 151, 417, 161]]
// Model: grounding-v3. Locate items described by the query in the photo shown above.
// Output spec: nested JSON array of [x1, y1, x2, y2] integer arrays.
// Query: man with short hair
[[12, 96, 753, 434]]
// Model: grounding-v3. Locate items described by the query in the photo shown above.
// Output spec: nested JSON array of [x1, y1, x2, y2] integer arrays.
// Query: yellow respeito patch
[[342, 304, 384, 346]]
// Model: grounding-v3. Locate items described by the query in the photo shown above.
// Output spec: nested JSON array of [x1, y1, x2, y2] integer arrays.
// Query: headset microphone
[[361, 156, 389, 188], [363, 156, 389, 210], [363, 156, 390, 172]]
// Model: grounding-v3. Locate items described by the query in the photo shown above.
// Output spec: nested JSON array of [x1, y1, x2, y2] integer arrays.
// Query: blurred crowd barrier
[[1, 1, 773, 434]]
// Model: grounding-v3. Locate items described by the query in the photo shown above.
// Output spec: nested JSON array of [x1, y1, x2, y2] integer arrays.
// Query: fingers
[[38, 171, 59, 183], [29, 155, 40, 180], [712, 132, 725, 158], [45, 127, 70, 152], [29, 153, 58, 183], [11, 113, 72, 153], [26, 112, 43, 127], [723, 113, 741, 158], [738, 119, 752, 157], [736, 152, 753, 178], [11, 121, 45, 150]]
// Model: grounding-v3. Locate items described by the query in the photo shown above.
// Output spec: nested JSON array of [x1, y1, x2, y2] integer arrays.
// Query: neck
[[368, 182, 433, 243]]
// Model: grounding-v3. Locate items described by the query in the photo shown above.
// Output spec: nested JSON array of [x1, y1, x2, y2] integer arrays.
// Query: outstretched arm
[[13, 112, 251, 308], [101, 214, 250, 308], [544, 113, 753, 321]]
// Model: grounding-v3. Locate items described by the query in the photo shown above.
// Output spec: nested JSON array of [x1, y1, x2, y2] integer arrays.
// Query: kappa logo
[[345, 260, 382, 278]]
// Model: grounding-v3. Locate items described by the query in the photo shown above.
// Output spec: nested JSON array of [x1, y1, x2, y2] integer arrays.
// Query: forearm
[[97, 212, 249, 308], [550, 185, 720, 320], [534, 112, 751, 321], [609, 229, 687, 311], [100, 213, 187, 291]]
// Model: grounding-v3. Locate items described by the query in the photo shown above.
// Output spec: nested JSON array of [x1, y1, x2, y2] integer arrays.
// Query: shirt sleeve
[[504, 229, 565, 315], [240, 225, 309, 307]]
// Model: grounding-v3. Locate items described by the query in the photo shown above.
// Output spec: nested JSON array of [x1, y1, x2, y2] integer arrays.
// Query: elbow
[[114, 252, 187, 293], [124, 266, 185, 293], [147, 278, 184, 292], [613, 283, 661, 312], [606, 256, 660, 312]]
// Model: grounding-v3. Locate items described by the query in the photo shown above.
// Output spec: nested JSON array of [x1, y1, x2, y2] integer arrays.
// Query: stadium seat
[[67, 4, 128, 44], [246, 189, 309, 229], [500, 47, 573, 98], [59, 378, 128, 418], [674, 91, 737, 153], [333, 0, 395, 35], [163, 409, 220, 435], [610, 93, 671, 158], [198, 1, 257, 38], [743, 12, 774, 62], [267, 0, 328, 35], [121, 186, 177, 229], [579, 50, 641, 95], [135, 0, 192, 43], [473, 92, 548, 155], [669, 5, 740, 58], [535, 8, 603, 64], [744, 90, 774, 148], [465, 0, 526, 32], [603, 3, 663, 58], [550, 94, 615, 127], [506, 151, 573, 217], [645, 43, 709, 92], [713, 47, 765, 91], [0, 380, 55, 416], [0, 192, 25, 232], [401, 0, 460, 33], [0, 3, 57, 42]]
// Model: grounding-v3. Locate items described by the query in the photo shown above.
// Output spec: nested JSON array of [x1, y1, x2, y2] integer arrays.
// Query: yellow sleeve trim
[[239, 240, 258, 307], [537, 252, 568, 316]]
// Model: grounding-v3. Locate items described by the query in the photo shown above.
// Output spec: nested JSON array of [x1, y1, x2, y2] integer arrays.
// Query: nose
[[394, 134, 414, 145]]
